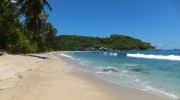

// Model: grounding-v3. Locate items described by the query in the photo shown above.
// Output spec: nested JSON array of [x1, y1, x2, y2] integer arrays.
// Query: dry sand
[[0, 53, 171, 100]]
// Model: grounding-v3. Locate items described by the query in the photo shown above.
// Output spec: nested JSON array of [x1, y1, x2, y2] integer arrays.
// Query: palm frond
[[44, 1, 52, 11]]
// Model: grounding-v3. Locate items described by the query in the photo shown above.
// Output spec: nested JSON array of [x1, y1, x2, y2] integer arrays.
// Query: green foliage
[[0, 0, 56, 53], [31, 23, 57, 52], [57, 35, 102, 51], [0, 0, 18, 49], [6, 29, 37, 53], [17, 0, 52, 34], [108, 34, 153, 50], [0, 0, 155, 53], [57, 35, 154, 51]]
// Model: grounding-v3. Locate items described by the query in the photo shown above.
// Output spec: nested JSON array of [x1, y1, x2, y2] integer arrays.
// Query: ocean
[[59, 50, 180, 99]]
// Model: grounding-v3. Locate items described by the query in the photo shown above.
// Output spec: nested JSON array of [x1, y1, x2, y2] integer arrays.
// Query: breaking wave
[[127, 53, 180, 61], [103, 52, 118, 56], [60, 53, 75, 59]]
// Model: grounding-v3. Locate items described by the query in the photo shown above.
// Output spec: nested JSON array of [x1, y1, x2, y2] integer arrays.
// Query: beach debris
[[103, 68, 117, 72]]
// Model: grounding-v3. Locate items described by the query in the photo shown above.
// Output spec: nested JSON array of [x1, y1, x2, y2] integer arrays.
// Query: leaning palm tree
[[17, 0, 52, 33]]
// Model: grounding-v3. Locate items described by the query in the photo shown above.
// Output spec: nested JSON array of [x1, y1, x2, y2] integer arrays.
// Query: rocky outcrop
[[0, 51, 6, 56]]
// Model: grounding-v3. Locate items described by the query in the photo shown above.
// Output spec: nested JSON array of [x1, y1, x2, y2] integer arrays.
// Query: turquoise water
[[60, 51, 180, 99]]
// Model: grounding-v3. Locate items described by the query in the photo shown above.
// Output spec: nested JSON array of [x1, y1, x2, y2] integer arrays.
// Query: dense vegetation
[[57, 35, 154, 51], [0, 0, 154, 53], [0, 0, 57, 53]]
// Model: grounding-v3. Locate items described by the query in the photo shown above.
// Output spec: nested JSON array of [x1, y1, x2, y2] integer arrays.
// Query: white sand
[[0, 54, 45, 80], [0, 53, 171, 100]]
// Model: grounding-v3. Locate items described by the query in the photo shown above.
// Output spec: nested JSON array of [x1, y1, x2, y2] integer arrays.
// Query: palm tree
[[17, 0, 52, 33], [41, 23, 57, 48]]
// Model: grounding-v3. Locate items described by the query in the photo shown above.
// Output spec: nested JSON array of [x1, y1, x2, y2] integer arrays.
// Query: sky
[[46, 0, 180, 49]]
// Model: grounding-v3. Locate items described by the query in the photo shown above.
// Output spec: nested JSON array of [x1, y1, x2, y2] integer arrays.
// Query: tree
[[35, 22, 57, 52], [17, 0, 52, 34], [56, 35, 154, 51], [0, 0, 19, 49], [0, 0, 60, 53]]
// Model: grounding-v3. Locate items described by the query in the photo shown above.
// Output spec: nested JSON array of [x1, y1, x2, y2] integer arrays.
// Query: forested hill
[[57, 34, 155, 51], [0, 1, 154, 53]]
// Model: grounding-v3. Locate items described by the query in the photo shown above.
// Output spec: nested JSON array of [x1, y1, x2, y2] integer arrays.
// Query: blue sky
[[46, 0, 180, 49]]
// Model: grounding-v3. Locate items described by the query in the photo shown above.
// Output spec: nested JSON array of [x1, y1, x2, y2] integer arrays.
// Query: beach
[[0, 53, 171, 100]]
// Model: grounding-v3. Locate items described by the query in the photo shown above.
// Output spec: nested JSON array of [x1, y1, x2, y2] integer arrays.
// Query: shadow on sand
[[27, 54, 50, 59]]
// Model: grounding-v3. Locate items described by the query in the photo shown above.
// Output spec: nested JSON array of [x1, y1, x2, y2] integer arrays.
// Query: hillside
[[57, 34, 155, 51]]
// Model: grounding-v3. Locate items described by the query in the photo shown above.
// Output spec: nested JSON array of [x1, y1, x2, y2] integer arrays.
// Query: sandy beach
[[0, 53, 171, 100]]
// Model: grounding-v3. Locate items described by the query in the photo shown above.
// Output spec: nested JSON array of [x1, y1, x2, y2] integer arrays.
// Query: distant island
[[57, 34, 155, 51]]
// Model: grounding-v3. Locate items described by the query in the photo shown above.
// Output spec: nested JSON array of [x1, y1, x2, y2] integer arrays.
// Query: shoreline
[[0, 53, 172, 100], [58, 53, 172, 100], [69, 68, 171, 100], [60, 51, 179, 100]]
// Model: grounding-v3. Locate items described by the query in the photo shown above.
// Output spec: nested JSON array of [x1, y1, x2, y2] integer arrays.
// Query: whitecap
[[127, 53, 180, 61], [60, 53, 75, 59]]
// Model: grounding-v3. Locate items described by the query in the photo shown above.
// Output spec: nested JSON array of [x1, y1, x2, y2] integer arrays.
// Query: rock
[[130, 68, 142, 72], [0, 51, 6, 56], [103, 68, 117, 72]]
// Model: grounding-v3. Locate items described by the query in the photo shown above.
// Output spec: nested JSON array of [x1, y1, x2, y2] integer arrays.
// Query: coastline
[[0, 52, 171, 100]]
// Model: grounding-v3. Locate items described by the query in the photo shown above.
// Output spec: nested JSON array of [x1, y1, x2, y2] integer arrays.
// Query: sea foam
[[60, 51, 180, 99], [127, 53, 180, 61], [60, 53, 75, 59], [103, 52, 118, 56]]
